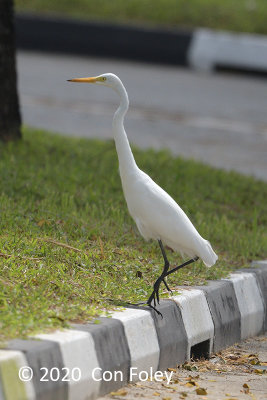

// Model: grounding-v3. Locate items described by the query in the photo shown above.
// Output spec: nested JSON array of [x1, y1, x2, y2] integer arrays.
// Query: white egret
[[68, 73, 218, 313]]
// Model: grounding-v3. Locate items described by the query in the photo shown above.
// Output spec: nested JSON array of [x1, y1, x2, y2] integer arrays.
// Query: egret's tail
[[198, 239, 218, 267]]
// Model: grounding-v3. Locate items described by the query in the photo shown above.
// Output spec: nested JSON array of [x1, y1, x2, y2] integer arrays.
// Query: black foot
[[163, 278, 172, 293], [133, 301, 146, 306], [147, 302, 163, 317], [126, 300, 163, 317], [147, 278, 161, 307]]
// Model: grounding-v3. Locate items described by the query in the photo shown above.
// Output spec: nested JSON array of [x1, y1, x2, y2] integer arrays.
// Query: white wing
[[122, 169, 217, 267]]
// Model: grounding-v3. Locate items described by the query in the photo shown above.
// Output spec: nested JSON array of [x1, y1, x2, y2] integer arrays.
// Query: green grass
[[0, 127, 266, 342], [15, 0, 267, 35]]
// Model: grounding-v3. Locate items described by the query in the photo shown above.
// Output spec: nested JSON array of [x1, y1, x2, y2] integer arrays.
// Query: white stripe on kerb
[[172, 288, 214, 359], [252, 259, 267, 267], [0, 349, 36, 400], [189, 29, 267, 72], [224, 272, 264, 339], [111, 308, 160, 381], [36, 329, 101, 400]]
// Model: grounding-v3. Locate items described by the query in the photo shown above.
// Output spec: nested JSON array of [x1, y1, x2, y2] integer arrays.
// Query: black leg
[[162, 278, 172, 292], [158, 239, 169, 267], [158, 240, 171, 290], [147, 251, 199, 309], [166, 256, 199, 276], [147, 240, 171, 308]]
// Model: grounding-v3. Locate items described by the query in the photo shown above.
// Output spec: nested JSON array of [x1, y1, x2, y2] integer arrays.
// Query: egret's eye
[[102, 77, 107, 81]]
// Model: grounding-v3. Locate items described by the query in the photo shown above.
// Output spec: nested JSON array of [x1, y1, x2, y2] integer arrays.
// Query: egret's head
[[68, 73, 122, 90]]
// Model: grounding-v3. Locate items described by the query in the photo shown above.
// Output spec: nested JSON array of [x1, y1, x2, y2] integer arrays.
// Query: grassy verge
[[15, 0, 267, 35], [0, 127, 266, 342]]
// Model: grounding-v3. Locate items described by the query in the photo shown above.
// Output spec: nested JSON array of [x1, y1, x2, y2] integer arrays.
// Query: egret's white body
[[69, 73, 218, 269], [122, 170, 216, 266]]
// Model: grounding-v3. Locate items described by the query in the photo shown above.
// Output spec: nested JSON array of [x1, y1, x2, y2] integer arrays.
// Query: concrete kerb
[[15, 13, 267, 74], [172, 289, 214, 359], [15, 13, 191, 67], [223, 273, 265, 339], [0, 350, 35, 400], [239, 261, 267, 332], [109, 308, 160, 381], [194, 279, 241, 353], [0, 261, 266, 400], [7, 338, 68, 399], [72, 317, 131, 396], [188, 29, 267, 73]]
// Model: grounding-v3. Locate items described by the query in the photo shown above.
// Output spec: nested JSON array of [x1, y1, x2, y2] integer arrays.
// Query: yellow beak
[[67, 77, 98, 83]]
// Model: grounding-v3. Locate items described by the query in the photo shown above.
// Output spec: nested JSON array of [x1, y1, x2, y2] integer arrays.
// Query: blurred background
[[13, 0, 267, 180], [15, 0, 267, 33]]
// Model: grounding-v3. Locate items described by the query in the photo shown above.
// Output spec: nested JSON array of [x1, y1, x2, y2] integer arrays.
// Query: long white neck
[[112, 82, 138, 179]]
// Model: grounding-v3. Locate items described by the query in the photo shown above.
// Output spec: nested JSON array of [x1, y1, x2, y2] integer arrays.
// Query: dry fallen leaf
[[185, 382, 195, 387], [182, 363, 198, 371], [186, 375, 199, 380], [229, 354, 239, 360], [249, 358, 260, 365], [196, 387, 207, 395], [186, 378, 199, 387], [161, 384, 173, 389], [110, 389, 128, 396], [254, 369, 264, 374], [152, 392, 160, 396], [243, 383, 250, 394]]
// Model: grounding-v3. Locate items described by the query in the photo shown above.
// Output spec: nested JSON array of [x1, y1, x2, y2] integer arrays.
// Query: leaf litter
[[98, 335, 266, 400]]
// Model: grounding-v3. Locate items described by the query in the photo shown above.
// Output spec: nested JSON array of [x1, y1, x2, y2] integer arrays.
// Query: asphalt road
[[17, 51, 267, 181]]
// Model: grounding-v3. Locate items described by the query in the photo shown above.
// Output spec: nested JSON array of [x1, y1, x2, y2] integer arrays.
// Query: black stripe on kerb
[[195, 280, 241, 353], [15, 13, 193, 66], [7, 339, 67, 400], [147, 300, 188, 370], [239, 266, 267, 332], [72, 318, 131, 396]]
